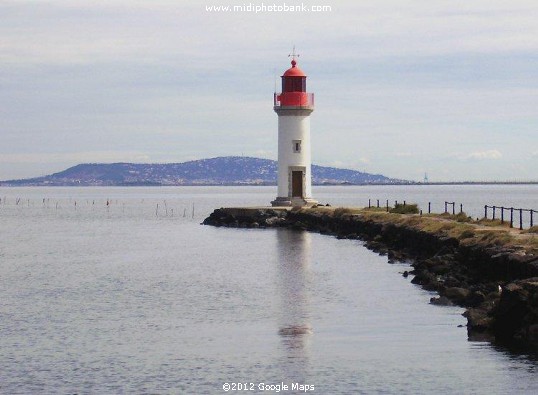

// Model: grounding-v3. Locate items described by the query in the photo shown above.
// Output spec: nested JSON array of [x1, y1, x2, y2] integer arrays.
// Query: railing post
[[460, 203, 463, 214], [403, 200, 406, 206], [484, 205, 487, 219], [501, 207, 504, 223], [386, 200, 389, 212], [395, 200, 398, 207], [492, 206, 496, 220], [377, 199, 380, 208], [519, 209, 523, 230], [452, 203, 455, 215], [510, 208, 514, 228], [444, 202, 447, 213], [531, 211, 534, 228], [368, 199, 371, 208], [428, 202, 431, 214]]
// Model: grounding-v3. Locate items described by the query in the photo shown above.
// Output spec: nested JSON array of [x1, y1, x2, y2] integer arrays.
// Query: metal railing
[[366, 198, 537, 230], [368, 199, 410, 212], [273, 92, 314, 108], [484, 205, 537, 230], [444, 201, 464, 215]]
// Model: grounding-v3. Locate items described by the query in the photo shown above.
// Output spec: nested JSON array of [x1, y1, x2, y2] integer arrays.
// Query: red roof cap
[[282, 59, 306, 77]]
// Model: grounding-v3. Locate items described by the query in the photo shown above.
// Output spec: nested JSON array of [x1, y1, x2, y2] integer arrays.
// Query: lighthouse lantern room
[[271, 53, 317, 207]]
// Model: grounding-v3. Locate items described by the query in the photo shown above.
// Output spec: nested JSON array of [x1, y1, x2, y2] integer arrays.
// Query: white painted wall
[[277, 113, 313, 198]]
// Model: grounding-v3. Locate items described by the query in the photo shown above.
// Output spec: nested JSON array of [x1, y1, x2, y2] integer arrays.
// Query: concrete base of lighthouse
[[271, 196, 318, 208]]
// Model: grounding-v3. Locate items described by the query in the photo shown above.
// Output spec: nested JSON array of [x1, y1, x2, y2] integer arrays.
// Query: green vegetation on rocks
[[389, 203, 419, 214]]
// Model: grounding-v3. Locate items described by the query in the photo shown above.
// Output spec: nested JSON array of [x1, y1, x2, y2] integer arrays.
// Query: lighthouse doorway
[[291, 171, 304, 198]]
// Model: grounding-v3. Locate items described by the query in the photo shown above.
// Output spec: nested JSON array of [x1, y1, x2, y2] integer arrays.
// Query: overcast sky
[[1, 0, 537, 181]]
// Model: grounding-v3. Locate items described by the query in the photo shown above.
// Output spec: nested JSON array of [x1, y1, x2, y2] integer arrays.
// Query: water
[[1, 186, 537, 394]]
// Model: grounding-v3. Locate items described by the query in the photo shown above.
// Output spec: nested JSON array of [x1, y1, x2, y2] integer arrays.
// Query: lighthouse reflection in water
[[276, 229, 313, 372]]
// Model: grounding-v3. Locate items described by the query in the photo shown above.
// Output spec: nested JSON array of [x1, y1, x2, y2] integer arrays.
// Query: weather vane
[[288, 45, 300, 61]]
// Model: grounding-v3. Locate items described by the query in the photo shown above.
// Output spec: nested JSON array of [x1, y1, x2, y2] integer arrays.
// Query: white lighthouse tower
[[271, 53, 317, 207]]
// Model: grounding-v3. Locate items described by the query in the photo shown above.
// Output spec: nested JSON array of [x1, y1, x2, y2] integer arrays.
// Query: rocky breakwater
[[203, 206, 538, 350]]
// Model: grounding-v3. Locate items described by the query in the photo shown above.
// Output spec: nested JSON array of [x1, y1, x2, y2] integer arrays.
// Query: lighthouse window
[[282, 76, 306, 92], [293, 140, 302, 153]]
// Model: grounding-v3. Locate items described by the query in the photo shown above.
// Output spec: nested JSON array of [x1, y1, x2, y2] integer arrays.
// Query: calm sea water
[[1, 186, 537, 394]]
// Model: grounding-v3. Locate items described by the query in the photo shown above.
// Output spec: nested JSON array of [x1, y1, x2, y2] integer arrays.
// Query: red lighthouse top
[[274, 57, 314, 109], [282, 59, 307, 77]]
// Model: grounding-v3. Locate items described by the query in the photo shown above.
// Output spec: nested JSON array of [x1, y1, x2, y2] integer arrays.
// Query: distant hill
[[0, 156, 407, 186]]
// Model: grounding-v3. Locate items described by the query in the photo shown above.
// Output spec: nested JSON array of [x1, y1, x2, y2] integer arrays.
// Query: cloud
[[1, 1, 537, 181], [466, 150, 503, 160]]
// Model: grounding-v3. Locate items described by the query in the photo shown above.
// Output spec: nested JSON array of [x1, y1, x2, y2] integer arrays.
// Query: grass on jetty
[[304, 205, 538, 255]]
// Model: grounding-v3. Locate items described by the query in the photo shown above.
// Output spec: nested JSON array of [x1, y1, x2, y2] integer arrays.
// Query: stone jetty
[[203, 206, 538, 351]]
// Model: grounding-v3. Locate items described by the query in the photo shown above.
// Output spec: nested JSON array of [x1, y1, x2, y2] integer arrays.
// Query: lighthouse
[[271, 53, 317, 207]]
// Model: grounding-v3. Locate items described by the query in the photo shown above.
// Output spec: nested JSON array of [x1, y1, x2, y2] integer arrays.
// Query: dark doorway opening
[[292, 171, 303, 198]]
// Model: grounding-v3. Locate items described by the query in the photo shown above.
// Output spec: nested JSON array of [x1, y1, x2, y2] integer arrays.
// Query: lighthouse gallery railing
[[274, 92, 314, 108]]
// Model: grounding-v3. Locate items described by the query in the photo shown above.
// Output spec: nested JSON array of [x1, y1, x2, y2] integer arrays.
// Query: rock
[[365, 240, 385, 252], [265, 216, 285, 226], [442, 276, 461, 288], [466, 291, 486, 307], [388, 249, 408, 262], [402, 271, 409, 278], [442, 287, 471, 304], [291, 221, 307, 231], [431, 264, 451, 275], [527, 324, 538, 345], [411, 270, 439, 291], [492, 281, 531, 344], [464, 308, 493, 331], [430, 296, 453, 306]]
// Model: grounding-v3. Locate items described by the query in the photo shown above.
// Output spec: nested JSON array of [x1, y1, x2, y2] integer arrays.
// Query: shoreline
[[2, 182, 538, 187], [203, 206, 538, 352]]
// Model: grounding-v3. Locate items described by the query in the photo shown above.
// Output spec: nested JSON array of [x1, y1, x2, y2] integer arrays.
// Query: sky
[[1, 0, 537, 182]]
